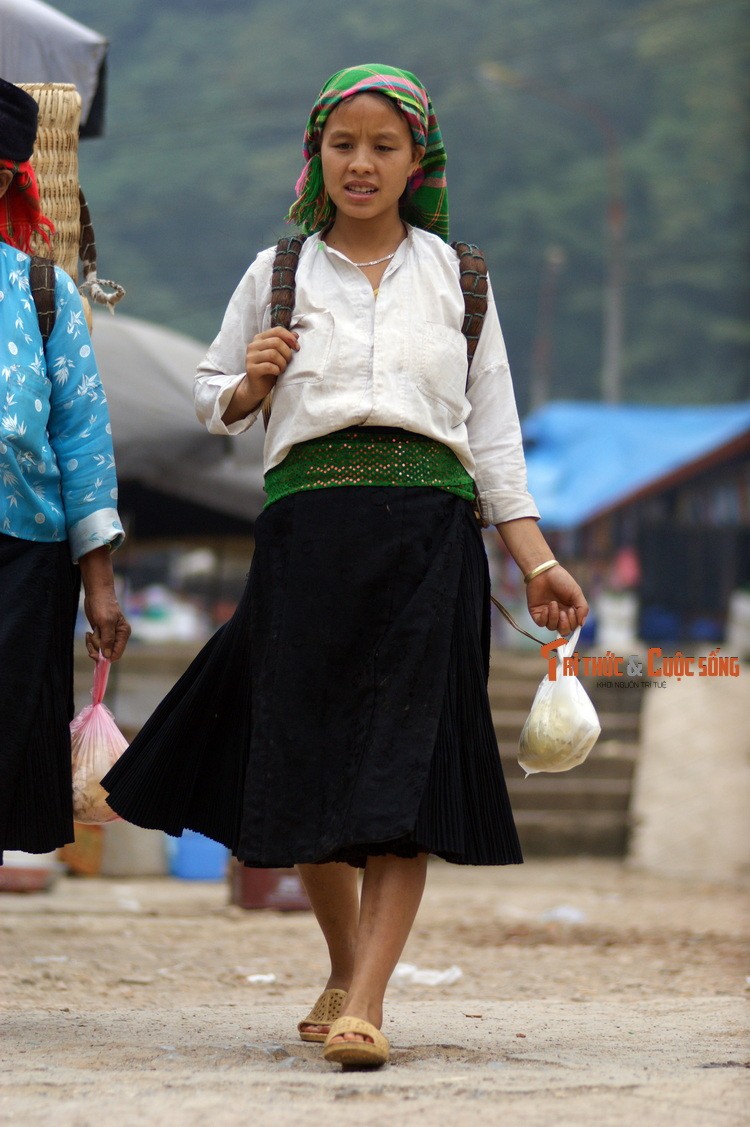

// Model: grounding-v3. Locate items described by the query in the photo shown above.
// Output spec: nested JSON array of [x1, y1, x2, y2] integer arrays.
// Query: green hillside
[[54, 0, 749, 410]]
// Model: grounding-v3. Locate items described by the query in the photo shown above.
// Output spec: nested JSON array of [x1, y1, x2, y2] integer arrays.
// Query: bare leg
[[332, 852, 428, 1044], [296, 861, 359, 1035]]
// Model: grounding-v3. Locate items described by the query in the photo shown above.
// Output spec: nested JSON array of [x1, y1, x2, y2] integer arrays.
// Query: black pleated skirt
[[103, 488, 522, 868], [0, 535, 80, 863]]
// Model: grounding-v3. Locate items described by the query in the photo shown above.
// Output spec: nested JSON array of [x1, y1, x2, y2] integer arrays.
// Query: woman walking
[[0, 78, 130, 865], [103, 63, 587, 1069]]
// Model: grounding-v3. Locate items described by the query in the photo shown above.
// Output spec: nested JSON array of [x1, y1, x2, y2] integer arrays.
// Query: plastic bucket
[[169, 830, 229, 881]]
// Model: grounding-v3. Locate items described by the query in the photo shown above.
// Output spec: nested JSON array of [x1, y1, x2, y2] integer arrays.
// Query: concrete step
[[499, 734, 638, 856], [504, 777, 632, 812], [487, 680, 642, 711], [491, 708, 641, 743], [489, 650, 544, 674], [499, 741, 637, 777], [513, 810, 630, 857], [487, 649, 645, 715]]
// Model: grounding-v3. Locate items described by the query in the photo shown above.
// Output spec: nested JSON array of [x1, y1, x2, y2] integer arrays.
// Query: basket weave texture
[[19, 83, 81, 280]]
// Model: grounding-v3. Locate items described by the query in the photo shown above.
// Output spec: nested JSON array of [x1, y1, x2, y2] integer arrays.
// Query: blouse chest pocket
[[412, 321, 470, 425], [277, 309, 335, 386]]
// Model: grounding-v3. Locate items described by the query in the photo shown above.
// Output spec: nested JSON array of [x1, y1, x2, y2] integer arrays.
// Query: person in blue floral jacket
[[0, 78, 130, 862]]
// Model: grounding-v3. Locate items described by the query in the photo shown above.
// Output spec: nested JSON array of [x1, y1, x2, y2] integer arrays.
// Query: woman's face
[[320, 93, 424, 226]]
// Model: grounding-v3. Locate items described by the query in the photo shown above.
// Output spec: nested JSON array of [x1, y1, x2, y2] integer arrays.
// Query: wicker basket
[[19, 83, 81, 280], [17, 83, 124, 316]]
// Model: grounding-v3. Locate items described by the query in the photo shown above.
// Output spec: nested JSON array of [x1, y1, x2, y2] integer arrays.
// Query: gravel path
[[1, 858, 747, 1126]]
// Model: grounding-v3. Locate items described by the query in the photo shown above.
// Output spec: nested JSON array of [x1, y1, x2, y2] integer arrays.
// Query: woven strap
[[79, 188, 97, 280], [77, 188, 126, 311], [450, 241, 488, 368], [262, 234, 308, 426], [270, 234, 307, 330], [29, 255, 57, 346]]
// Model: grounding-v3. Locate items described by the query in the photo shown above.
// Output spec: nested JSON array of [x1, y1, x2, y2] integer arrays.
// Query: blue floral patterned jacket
[[0, 243, 124, 561]]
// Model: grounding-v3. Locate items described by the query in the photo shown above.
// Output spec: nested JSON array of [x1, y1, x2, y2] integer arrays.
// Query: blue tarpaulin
[[523, 402, 750, 530]]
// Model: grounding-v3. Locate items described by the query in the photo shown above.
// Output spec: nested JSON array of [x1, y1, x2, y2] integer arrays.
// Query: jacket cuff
[[68, 510, 125, 563]]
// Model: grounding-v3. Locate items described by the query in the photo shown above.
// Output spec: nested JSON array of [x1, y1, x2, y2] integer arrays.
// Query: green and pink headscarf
[[287, 63, 449, 241]]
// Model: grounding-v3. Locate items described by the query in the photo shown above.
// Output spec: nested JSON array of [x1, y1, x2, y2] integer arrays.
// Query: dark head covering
[[0, 79, 53, 254], [0, 78, 39, 162]]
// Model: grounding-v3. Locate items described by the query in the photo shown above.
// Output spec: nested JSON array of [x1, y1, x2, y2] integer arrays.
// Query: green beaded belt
[[264, 427, 476, 509]]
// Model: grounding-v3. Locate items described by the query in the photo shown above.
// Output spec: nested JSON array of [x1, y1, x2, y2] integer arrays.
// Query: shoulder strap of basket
[[270, 234, 307, 330], [262, 234, 308, 427], [29, 255, 57, 347], [450, 241, 488, 369]]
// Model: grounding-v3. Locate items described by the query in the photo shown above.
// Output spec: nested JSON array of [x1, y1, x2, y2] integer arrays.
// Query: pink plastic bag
[[70, 654, 128, 824]]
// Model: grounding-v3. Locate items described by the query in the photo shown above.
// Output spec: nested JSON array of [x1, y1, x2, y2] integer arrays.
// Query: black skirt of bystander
[[0, 534, 80, 862]]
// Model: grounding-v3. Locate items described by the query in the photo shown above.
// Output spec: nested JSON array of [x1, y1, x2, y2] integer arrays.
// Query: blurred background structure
[[91, 311, 264, 536], [0, 0, 107, 135], [41, 0, 750, 409], [23, 0, 744, 642], [2, 0, 748, 878]]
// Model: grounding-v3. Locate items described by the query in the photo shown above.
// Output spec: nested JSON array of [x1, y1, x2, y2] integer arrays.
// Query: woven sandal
[[297, 988, 348, 1043], [322, 1016, 390, 1069]]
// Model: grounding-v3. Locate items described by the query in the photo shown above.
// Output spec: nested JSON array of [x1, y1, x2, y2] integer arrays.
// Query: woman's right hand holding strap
[[221, 327, 299, 425]]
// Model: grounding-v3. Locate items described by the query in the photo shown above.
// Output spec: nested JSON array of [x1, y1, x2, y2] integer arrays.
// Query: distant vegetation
[[56, 0, 749, 411]]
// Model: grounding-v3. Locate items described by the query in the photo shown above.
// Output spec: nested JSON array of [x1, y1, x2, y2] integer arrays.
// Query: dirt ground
[[1, 857, 747, 1126]]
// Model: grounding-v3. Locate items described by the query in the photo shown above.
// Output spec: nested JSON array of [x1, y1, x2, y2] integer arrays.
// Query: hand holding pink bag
[[70, 653, 128, 823]]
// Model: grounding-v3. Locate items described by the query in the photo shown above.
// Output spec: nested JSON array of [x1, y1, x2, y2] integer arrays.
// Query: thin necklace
[[350, 250, 397, 268]]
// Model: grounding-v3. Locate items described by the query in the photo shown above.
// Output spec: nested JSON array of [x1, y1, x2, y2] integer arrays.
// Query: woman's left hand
[[84, 586, 131, 661], [78, 546, 131, 661], [526, 565, 589, 636]]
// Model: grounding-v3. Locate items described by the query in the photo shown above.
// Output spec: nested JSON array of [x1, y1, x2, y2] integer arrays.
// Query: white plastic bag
[[70, 654, 128, 823], [518, 627, 601, 775]]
